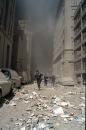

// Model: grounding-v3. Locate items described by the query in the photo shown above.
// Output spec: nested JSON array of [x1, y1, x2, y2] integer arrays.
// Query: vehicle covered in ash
[[0, 71, 13, 99], [1, 68, 21, 89], [18, 71, 28, 84]]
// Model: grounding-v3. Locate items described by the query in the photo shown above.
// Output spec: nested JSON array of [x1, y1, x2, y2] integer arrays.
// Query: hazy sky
[[16, 0, 60, 74], [16, 0, 59, 21]]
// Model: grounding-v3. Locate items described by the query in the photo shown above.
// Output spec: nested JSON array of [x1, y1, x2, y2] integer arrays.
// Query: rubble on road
[[0, 84, 85, 130], [53, 107, 64, 116], [9, 101, 16, 106], [21, 127, 26, 130]]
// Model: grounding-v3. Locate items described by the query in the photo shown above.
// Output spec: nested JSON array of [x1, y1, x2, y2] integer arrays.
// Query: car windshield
[[1, 70, 11, 79], [0, 72, 7, 81]]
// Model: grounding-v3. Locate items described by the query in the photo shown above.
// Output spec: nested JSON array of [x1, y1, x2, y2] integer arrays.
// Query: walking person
[[34, 70, 42, 90], [44, 74, 48, 86], [51, 75, 55, 87]]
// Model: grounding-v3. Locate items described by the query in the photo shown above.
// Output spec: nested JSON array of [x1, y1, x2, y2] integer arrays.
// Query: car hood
[[0, 80, 8, 85]]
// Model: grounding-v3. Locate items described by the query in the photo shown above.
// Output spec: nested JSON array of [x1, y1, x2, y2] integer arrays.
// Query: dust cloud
[[16, 0, 60, 74]]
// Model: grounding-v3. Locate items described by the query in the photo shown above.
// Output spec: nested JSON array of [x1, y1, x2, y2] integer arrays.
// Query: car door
[[10, 70, 20, 88], [0, 72, 11, 97]]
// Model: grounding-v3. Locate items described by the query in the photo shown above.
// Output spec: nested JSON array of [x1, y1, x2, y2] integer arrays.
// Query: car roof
[[1, 68, 19, 77], [1, 68, 15, 72], [1, 68, 19, 74]]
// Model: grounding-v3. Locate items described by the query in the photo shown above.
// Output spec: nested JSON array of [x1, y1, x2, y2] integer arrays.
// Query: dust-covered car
[[1, 69, 21, 89], [0, 71, 13, 99], [18, 71, 28, 84]]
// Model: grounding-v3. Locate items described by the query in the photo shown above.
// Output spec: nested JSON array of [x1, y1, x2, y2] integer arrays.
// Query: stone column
[[62, 0, 74, 85]]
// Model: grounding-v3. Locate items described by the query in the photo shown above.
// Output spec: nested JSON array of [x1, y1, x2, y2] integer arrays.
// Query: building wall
[[16, 29, 27, 72], [53, 1, 65, 82], [74, 0, 86, 85], [18, 20, 32, 81], [53, 0, 82, 85], [0, 0, 15, 68], [12, 20, 32, 82]]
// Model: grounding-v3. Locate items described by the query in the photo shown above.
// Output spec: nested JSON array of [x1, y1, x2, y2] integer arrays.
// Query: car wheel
[[0, 90, 2, 99], [12, 82, 16, 88], [10, 87, 13, 93]]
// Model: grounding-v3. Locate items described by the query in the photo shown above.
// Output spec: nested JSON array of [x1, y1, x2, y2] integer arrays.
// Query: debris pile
[[0, 85, 85, 130]]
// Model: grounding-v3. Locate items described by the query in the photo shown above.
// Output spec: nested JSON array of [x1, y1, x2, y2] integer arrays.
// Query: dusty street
[[0, 83, 85, 130]]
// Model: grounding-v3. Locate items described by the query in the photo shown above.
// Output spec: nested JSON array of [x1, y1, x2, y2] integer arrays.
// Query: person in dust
[[51, 75, 55, 87], [44, 74, 48, 86], [34, 70, 42, 90]]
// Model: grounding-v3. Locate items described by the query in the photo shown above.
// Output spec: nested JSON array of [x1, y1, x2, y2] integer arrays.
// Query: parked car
[[18, 71, 28, 84], [0, 71, 13, 99], [1, 69, 21, 89]]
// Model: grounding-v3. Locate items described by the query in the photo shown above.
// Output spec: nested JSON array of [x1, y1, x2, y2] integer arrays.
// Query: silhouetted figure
[[44, 74, 48, 86], [51, 75, 55, 87], [34, 70, 42, 90]]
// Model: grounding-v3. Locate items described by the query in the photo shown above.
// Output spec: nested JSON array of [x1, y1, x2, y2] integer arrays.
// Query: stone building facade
[[11, 20, 32, 82], [53, 0, 82, 85], [0, 0, 15, 68], [74, 0, 86, 85]]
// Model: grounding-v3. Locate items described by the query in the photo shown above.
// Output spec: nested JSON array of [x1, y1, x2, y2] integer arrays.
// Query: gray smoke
[[16, 0, 60, 74]]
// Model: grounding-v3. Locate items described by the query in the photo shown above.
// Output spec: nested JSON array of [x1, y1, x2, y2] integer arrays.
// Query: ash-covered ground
[[0, 83, 85, 130]]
